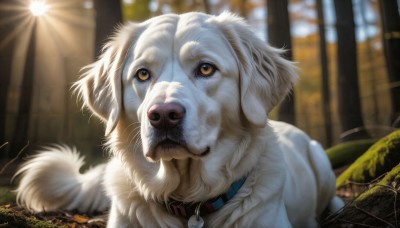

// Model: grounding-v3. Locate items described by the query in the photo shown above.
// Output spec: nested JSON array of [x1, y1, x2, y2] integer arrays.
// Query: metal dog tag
[[188, 215, 204, 228]]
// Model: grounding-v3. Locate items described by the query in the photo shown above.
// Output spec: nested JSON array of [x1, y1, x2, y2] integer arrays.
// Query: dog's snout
[[147, 102, 185, 128]]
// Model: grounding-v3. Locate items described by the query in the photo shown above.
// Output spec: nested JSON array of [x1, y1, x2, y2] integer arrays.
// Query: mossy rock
[[322, 163, 400, 227], [326, 139, 375, 169], [336, 130, 400, 187], [357, 162, 400, 201]]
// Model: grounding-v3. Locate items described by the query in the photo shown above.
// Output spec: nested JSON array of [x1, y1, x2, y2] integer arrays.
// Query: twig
[[394, 192, 398, 228], [0, 142, 9, 149], [0, 142, 29, 175], [337, 172, 390, 190], [354, 204, 396, 228], [337, 218, 381, 228]]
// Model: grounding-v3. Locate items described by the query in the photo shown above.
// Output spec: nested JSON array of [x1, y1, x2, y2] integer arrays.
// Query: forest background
[[0, 0, 399, 164]]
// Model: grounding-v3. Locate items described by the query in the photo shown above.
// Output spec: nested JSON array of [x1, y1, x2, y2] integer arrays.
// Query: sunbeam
[[0, 1, 39, 52], [0, 2, 29, 12], [0, 0, 96, 144], [47, 8, 95, 29], [41, 16, 79, 57], [0, 16, 33, 50], [0, 0, 95, 58], [0, 10, 31, 27]]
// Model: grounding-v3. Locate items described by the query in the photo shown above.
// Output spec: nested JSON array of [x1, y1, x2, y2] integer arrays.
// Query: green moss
[[357, 163, 400, 201], [326, 139, 375, 169], [0, 207, 66, 228], [336, 130, 400, 187], [0, 186, 15, 205]]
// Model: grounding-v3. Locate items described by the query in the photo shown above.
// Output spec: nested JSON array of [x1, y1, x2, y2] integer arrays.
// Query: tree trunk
[[316, 0, 332, 146], [203, 0, 210, 14], [360, 0, 379, 124], [0, 0, 17, 158], [239, 0, 247, 18], [333, 1, 367, 141], [378, 0, 400, 127], [266, 0, 296, 125], [9, 21, 37, 158], [94, 0, 123, 58]]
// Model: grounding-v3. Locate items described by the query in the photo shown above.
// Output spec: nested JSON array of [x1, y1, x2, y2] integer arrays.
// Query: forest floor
[[0, 204, 106, 228], [0, 185, 365, 228], [0, 163, 348, 228], [0, 161, 398, 227]]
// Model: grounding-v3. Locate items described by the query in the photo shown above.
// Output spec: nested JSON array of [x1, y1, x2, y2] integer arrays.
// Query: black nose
[[147, 102, 185, 128]]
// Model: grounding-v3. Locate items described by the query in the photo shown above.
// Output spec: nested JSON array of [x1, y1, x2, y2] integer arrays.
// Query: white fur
[[15, 12, 343, 227], [15, 145, 109, 213]]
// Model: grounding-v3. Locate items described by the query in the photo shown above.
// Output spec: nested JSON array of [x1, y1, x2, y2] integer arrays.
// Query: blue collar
[[163, 177, 247, 219]]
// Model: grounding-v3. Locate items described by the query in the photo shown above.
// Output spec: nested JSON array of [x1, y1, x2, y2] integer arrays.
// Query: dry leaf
[[73, 214, 89, 224]]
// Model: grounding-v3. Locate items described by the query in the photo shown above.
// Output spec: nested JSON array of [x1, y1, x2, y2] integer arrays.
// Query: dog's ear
[[214, 12, 298, 127], [74, 23, 139, 135]]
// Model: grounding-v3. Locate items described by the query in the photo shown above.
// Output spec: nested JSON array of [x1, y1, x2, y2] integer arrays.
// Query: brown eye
[[135, 68, 151, 81], [197, 63, 216, 77]]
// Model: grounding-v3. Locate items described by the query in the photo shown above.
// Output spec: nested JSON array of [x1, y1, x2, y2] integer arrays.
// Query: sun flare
[[29, 0, 48, 16]]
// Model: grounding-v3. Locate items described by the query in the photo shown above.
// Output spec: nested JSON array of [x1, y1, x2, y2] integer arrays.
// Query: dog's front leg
[[107, 201, 134, 228], [244, 200, 292, 228], [255, 203, 292, 228]]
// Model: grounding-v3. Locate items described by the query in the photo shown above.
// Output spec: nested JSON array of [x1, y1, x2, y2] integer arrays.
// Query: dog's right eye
[[135, 68, 151, 82]]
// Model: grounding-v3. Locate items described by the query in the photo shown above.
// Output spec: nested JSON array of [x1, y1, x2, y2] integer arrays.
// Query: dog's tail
[[14, 145, 110, 213]]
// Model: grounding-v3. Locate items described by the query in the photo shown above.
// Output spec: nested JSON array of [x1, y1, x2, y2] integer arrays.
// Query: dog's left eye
[[196, 63, 216, 77], [135, 68, 151, 82]]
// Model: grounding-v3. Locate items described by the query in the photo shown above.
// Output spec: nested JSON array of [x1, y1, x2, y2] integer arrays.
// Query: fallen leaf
[[73, 214, 89, 224]]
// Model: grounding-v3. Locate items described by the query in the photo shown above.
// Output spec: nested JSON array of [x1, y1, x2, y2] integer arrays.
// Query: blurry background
[[0, 0, 399, 164]]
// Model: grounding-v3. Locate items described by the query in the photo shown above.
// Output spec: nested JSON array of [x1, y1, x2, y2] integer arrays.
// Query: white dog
[[15, 12, 342, 227]]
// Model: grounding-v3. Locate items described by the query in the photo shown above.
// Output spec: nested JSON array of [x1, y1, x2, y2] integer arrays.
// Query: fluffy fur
[[15, 12, 343, 227]]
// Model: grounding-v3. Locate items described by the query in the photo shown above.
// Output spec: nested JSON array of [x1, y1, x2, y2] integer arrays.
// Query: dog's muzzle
[[145, 102, 210, 160], [146, 102, 187, 157], [147, 102, 186, 148]]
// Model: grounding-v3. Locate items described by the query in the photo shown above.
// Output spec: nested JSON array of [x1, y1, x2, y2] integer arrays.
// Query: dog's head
[[75, 12, 297, 201]]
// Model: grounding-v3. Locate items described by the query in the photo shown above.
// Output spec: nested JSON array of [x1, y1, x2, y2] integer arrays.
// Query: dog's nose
[[147, 102, 185, 128]]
